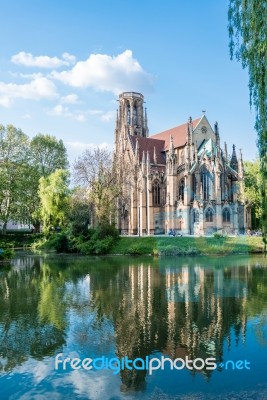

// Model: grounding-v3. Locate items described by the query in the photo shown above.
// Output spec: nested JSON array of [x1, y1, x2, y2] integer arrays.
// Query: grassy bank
[[0, 233, 43, 249], [110, 236, 263, 256], [0, 232, 264, 256]]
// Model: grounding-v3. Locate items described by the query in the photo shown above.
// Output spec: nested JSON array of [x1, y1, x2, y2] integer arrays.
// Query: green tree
[[228, 1, 267, 248], [67, 187, 91, 235], [243, 159, 262, 229], [39, 169, 70, 233], [30, 134, 69, 176], [25, 134, 69, 232], [0, 125, 30, 233]]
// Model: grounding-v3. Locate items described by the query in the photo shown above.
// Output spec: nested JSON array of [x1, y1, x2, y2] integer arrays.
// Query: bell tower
[[115, 92, 148, 150]]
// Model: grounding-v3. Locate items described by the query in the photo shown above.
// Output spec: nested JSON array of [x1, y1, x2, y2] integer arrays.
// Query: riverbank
[[0, 233, 263, 256], [110, 235, 263, 256]]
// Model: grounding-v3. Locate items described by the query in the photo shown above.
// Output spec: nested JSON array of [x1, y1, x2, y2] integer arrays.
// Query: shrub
[[128, 245, 143, 255], [93, 223, 119, 241], [0, 248, 14, 260], [39, 233, 70, 253]]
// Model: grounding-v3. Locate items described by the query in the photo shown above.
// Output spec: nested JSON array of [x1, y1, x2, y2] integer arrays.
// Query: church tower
[[115, 92, 148, 152]]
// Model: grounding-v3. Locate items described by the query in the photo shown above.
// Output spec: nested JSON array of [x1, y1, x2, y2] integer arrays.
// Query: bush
[[93, 223, 119, 241], [39, 233, 70, 253], [78, 236, 115, 255], [128, 245, 143, 255], [0, 248, 14, 260]]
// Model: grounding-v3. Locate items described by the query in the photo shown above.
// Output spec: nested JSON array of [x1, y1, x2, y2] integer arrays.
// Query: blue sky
[[0, 0, 257, 164]]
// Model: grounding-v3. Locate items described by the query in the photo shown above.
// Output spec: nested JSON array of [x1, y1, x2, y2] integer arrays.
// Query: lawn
[[110, 235, 263, 256]]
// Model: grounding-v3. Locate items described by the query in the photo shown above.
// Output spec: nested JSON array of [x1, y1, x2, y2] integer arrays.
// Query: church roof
[[149, 117, 201, 150], [130, 136, 166, 165]]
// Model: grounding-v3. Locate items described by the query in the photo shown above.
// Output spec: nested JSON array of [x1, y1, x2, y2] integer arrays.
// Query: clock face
[[201, 126, 207, 133]]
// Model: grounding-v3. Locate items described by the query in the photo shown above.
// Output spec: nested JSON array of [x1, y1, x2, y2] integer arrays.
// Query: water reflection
[[0, 254, 267, 399]]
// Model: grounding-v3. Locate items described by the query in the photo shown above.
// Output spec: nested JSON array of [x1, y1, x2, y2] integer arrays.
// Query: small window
[[206, 208, 213, 222], [223, 208, 231, 223]]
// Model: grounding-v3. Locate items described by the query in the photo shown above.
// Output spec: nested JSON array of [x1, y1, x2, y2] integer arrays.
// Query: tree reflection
[[0, 253, 266, 393]]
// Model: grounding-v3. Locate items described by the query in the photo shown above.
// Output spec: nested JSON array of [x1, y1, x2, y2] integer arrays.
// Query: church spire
[[230, 144, 238, 171], [238, 148, 244, 177]]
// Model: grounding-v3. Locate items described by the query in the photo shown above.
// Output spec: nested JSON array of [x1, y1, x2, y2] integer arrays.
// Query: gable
[[192, 115, 216, 148]]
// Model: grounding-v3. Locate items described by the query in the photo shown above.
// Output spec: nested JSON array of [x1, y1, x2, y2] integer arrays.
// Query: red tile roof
[[130, 136, 166, 165], [150, 117, 201, 150]]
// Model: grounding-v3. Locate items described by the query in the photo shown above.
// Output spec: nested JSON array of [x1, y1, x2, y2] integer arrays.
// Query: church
[[114, 92, 251, 236]]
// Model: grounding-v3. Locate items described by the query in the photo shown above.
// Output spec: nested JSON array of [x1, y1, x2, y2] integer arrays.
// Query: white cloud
[[11, 51, 76, 68], [51, 50, 154, 94], [0, 77, 58, 107], [101, 110, 116, 122], [48, 104, 86, 121], [60, 94, 79, 104]]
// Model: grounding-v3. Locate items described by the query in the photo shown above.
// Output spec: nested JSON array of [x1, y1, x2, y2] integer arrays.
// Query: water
[[0, 253, 267, 399]]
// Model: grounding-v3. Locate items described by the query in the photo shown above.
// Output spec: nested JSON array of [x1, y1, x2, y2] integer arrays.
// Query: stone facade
[[114, 92, 251, 236]]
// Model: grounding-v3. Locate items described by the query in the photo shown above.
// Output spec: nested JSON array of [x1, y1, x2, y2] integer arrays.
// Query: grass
[[0, 232, 264, 257], [0, 233, 44, 249], [110, 236, 264, 256]]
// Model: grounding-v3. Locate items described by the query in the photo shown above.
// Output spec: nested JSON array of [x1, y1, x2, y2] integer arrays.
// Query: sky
[[0, 0, 258, 165]]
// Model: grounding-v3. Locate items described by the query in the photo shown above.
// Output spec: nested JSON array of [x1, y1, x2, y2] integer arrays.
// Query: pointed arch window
[[152, 181, 161, 206], [133, 103, 138, 125], [205, 207, 213, 222], [179, 179, 185, 201], [201, 166, 213, 201], [222, 208, 231, 223], [126, 102, 131, 125]]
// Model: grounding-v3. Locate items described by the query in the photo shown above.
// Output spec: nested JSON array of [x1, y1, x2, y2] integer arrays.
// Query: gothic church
[[114, 92, 251, 236]]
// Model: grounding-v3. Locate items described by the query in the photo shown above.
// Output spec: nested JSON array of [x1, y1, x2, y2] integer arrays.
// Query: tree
[[39, 169, 70, 233], [67, 187, 92, 235], [30, 134, 69, 176], [27, 134, 69, 232], [73, 147, 116, 225], [228, 1, 267, 248], [73, 147, 133, 227], [0, 125, 30, 233], [243, 159, 262, 229]]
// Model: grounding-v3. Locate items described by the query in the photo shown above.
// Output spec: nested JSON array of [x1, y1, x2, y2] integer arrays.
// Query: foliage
[[0, 125, 30, 233], [30, 134, 69, 176], [44, 233, 70, 253], [76, 223, 119, 255], [0, 248, 14, 260], [228, 0, 267, 249], [0, 125, 69, 233], [73, 147, 134, 226], [39, 169, 70, 233], [67, 187, 91, 236], [243, 159, 262, 228]]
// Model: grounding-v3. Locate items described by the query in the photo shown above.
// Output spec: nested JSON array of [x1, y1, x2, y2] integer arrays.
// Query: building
[[114, 92, 251, 236]]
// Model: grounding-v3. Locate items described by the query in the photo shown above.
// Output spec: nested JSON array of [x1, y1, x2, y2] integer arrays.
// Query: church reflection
[[0, 254, 266, 394], [88, 256, 266, 391]]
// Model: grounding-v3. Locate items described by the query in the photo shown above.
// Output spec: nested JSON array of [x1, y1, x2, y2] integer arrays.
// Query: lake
[[0, 253, 267, 399]]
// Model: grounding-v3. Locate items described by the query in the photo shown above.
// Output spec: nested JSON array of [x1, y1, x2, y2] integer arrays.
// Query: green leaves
[[39, 169, 70, 233], [228, 0, 267, 247], [0, 125, 69, 232]]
